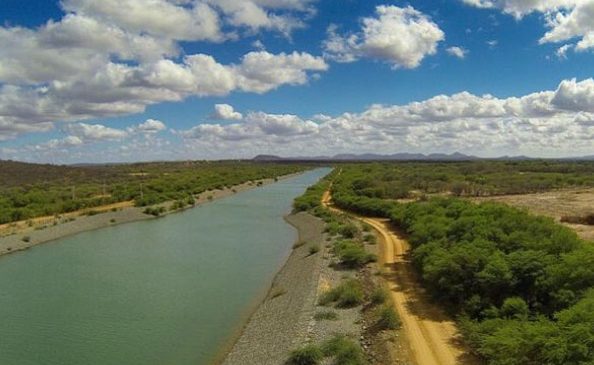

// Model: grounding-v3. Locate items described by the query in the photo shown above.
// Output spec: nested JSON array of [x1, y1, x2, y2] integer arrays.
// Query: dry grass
[[470, 188, 594, 241]]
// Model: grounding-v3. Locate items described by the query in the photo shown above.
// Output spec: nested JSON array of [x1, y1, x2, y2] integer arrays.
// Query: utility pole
[[71, 185, 76, 200]]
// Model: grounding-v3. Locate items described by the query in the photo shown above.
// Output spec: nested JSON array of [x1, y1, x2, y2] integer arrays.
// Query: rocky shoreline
[[219, 209, 403, 365], [220, 212, 325, 365]]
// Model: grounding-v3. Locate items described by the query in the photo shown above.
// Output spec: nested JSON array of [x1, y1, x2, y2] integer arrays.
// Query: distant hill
[[252, 152, 480, 161], [251, 153, 594, 162], [252, 154, 285, 161]]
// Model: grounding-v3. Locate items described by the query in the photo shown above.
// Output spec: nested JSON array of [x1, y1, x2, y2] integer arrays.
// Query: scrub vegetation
[[0, 160, 307, 224], [288, 335, 367, 365], [327, 162, 594, 364], [290, 168, 401, 365], [332, 160, 594, 200]]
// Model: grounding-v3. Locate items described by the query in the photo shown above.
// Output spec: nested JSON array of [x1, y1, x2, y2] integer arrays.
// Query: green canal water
[[0, 168, 330, 365]]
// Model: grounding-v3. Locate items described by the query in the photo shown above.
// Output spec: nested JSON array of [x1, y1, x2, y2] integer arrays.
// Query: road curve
[[322, 190, 475, 365]]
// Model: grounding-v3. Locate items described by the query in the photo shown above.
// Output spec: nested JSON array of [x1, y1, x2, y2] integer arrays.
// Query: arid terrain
[[471, 188, 594, 241]]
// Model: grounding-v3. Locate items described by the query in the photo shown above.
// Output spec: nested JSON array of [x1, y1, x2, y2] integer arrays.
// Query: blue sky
[[1, 0, 593, 162]]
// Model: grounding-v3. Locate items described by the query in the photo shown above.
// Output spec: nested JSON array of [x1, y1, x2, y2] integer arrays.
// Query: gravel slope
[[221, 212, 325, 365]]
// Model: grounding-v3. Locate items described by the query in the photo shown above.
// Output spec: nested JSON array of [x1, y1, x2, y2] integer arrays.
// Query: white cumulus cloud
[[323, 5, 445, 69], [446, 46, 468, 59], [213, 104, 244, 120], [0, 0, 326, 141], [463, 0, 594, 54], [175, 78, 594, 159]]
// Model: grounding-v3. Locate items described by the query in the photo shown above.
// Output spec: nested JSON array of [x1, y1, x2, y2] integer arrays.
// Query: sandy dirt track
[[322, 190, 477, 365]]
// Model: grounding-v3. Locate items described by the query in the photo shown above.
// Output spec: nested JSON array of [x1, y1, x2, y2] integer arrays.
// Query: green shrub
[[319, 279, 364, 308], [339, 223, 359, 238], [143, 206, 166, 217], [170, 200, 186, 211], [324, 222, 342, 235], [333, 241, 376, 269], [370, 287, 388, 305], [376, 305, 400, 330], [500, 297, 529, 320], [288, 345, 323, 365], [363, 234, 377, 244], [321, 335, 367, 365]]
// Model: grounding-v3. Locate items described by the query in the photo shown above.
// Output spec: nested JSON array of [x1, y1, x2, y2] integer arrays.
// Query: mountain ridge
[[252, 153, 594, 161]]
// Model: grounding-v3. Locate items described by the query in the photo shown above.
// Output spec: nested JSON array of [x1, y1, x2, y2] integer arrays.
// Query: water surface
[[0, 168, 330, 365]]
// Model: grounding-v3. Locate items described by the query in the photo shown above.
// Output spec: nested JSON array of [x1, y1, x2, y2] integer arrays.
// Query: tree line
[[0, 161, 308, 224]]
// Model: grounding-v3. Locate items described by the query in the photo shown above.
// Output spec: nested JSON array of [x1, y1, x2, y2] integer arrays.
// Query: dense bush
[[333, 240, 376, 269], [327, 163, 594, 364], [329, 161, 594, 202]]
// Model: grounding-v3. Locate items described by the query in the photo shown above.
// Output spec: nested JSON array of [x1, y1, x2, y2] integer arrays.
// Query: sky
[[0, 0, 593, 163]]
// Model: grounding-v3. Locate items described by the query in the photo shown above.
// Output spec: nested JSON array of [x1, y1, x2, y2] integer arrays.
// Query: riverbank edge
[[0, 171, 306, 258], [216, 211, 325, 365]]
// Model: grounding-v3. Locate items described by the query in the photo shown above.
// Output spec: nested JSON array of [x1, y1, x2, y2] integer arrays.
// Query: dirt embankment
[[322, 190, 478, 365], [0, 174, 299, 258]]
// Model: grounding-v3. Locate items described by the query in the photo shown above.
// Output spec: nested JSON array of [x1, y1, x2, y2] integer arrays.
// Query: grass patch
[[319, 279, 364, 308], [370, 287, 388, 306], [376, 305, 400, 330], [288, 336, 366, 365], [314, 310, 338, 321], [287, 344, 324, 365], [322, 335, 367, 365]]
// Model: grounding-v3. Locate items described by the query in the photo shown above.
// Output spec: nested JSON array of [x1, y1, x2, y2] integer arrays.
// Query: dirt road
[[322, 190, 475, 365]]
